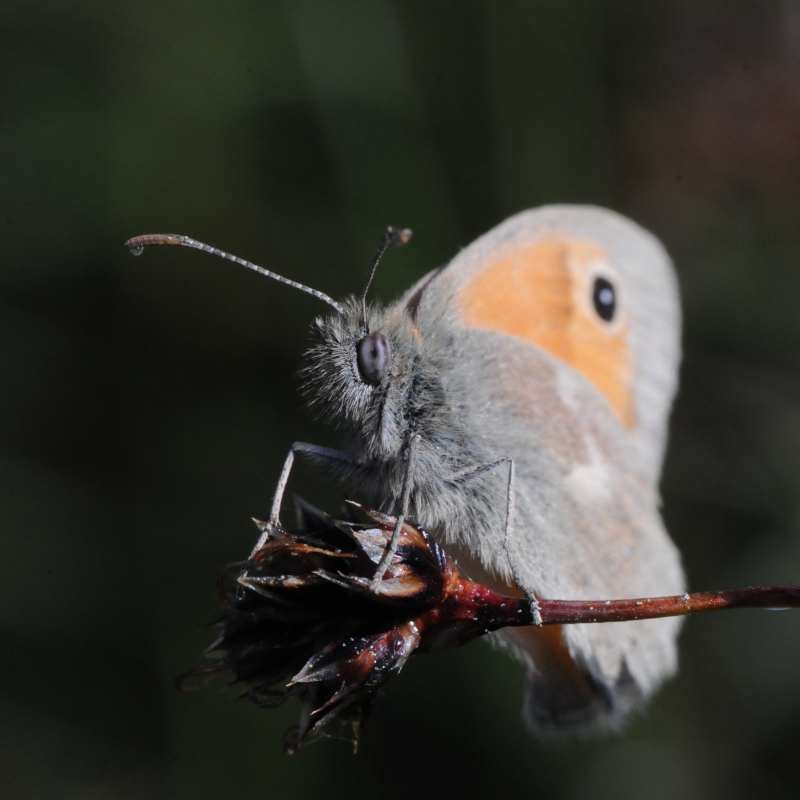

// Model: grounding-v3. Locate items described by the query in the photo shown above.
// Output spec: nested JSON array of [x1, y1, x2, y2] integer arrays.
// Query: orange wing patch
[[457, 237, 634, 429]]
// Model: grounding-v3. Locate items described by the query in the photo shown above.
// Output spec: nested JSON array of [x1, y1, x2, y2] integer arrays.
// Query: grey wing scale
[[459, 331, 684, 729], [399, 205, 684, 729]]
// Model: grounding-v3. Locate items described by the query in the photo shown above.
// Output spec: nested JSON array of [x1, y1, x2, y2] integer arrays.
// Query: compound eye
[[592, 276, 617, 323], [356, 332, 392, 384]]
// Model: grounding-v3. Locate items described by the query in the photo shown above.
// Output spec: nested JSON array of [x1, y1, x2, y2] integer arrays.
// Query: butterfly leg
[[369, 432, 419, 592], [243, 441, 364, 568], [446, 456, 541, 626]]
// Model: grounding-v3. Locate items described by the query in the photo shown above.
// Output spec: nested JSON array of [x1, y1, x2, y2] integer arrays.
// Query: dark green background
[[3, 1, 800, 798]]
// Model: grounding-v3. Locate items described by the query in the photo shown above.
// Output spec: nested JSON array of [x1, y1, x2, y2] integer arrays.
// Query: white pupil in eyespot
[[599, 287, 613, 306]]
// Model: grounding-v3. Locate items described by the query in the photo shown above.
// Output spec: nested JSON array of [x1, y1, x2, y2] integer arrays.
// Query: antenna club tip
[[386, 227, 413, 248], [124, 234, 185, 251]]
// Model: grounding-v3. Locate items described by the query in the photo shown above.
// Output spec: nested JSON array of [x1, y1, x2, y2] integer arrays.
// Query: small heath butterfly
[[128, 205, 684, 732]]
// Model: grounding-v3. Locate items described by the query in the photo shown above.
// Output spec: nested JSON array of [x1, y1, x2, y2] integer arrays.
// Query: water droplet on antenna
[[130, 246, 144, 256]]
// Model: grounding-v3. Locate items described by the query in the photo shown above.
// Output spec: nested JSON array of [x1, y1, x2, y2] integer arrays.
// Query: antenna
[[125, 234, 344, 314], [360, 226, 412, 329]]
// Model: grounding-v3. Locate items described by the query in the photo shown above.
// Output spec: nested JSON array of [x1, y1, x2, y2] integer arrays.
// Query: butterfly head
[[301, 296, 423, 462], [300, 227, 420, 461]]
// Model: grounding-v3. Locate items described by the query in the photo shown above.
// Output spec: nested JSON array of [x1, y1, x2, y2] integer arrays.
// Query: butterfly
[[127, 204, 684, 732]]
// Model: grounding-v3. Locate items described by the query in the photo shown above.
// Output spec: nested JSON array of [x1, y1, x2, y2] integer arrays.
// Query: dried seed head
[[179, 501, 533, 752]]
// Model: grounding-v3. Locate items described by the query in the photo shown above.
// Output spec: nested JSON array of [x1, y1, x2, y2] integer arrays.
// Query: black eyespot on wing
[[592, 276, 616, 322], [356, 332, 392, 384]]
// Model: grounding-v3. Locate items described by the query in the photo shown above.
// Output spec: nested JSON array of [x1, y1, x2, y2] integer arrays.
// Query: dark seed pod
[[178, 501, 536, 753]]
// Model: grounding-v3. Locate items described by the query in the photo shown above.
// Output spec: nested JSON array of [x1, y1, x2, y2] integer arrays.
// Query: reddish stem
[[438, 582, 800, 634], [538, 585, 800, 624]]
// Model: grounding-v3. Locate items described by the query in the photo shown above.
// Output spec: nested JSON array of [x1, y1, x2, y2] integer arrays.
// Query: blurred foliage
[[2, 1, 800, 798]]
